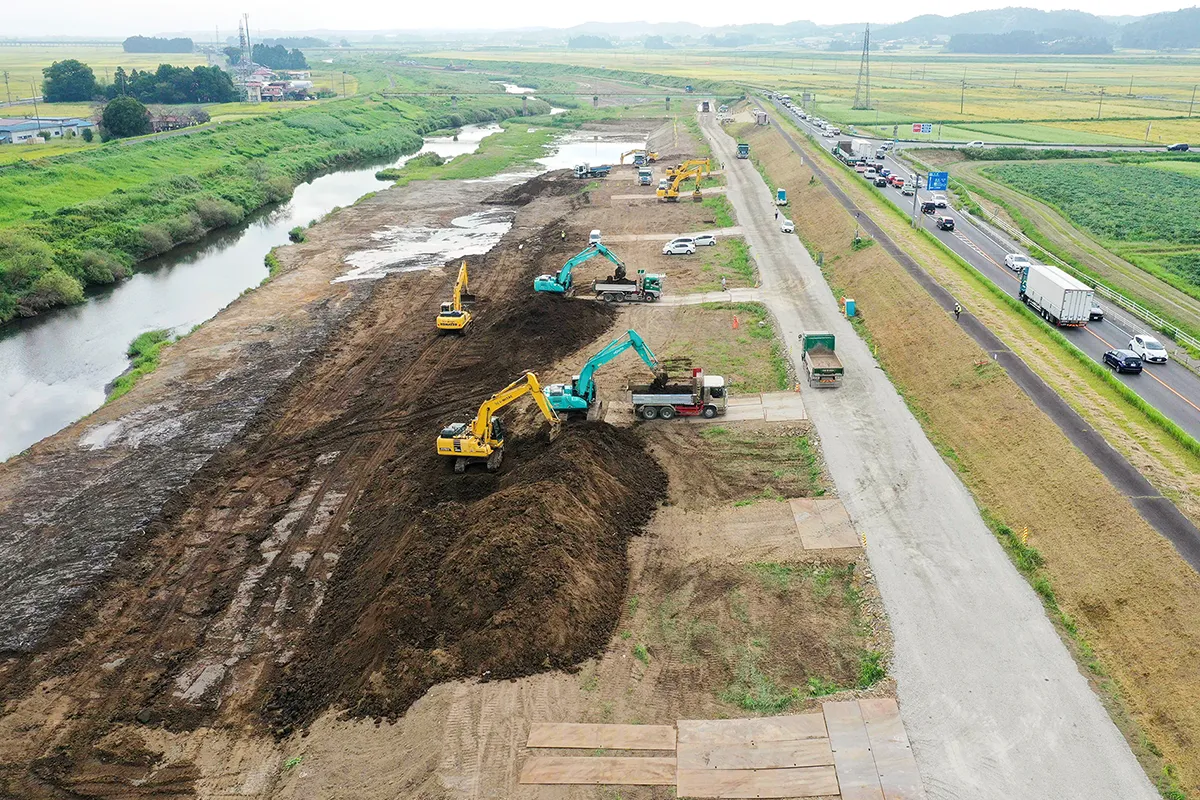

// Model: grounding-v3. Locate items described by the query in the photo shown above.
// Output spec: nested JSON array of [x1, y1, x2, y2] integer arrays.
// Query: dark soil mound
[[484, 170, 579, 206], [264, 423, 665, 735]]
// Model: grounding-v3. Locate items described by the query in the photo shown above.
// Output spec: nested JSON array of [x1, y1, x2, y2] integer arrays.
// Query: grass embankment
[[106, 329, 172, 403], [692, 239, 755, 292], [738, 116, 1200, 798], [0, 96, 530, 324], [375, 122, 556, 185]]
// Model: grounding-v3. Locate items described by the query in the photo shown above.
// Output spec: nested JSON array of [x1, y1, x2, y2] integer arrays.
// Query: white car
[[780, 219, 795, 233], [966, 140, 985, 147], [1004, 253, 1032, 272], [901, 185, 915, 197], [864, 169, 877, 180], [663, 239, 696, 255], [693, 234, 717, 247], [1129, 334, 1169, 363], [931, 194, 948, 208]]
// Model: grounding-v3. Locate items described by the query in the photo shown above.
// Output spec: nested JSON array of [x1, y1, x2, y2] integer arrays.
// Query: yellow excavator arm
[[436, 260, 475, 331], [665, 158, 711, 178], [659, 162, 708, 200], [438, 371, 560, 472]]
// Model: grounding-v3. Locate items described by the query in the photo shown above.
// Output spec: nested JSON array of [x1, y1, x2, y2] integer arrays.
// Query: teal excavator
[[534, 243, 627, 294], [543, 329, 661, 415]]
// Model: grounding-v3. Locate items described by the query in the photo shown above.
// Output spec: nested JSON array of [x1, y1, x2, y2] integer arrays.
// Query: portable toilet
[[776, 188, 788, 206], [844, 298, 856, 317]]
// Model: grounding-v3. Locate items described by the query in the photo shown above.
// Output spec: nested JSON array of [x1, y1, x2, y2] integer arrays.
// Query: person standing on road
[[721, 276, 727, 292], [954, 302, 962, 321], [774, 210, 779, 220], [560, 230, 566, 243]]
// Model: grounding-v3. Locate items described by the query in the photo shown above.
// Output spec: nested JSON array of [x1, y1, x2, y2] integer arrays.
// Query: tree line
[[224, 44, 310, 70], [123, 35, 194, 53], [42, 60, 238, 104]]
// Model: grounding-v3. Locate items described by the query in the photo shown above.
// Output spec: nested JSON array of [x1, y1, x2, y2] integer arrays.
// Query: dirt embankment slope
[[0, 164, 675, 796]]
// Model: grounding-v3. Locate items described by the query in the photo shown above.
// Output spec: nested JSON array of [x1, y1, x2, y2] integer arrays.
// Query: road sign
[[911, 123, 933, 134], [927, 172, 949, 191]]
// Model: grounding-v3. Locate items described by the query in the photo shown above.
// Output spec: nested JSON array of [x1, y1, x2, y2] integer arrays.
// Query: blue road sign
[[920, 123, 933, 134], [927, 171, 949, 191]]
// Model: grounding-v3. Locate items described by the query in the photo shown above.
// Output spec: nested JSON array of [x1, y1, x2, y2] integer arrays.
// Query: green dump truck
[[801, 332, 843, 387], [736, 143, 750, 159]]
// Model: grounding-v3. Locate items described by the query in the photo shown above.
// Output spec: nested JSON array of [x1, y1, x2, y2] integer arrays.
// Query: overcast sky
[[4, 0, 1184, 37]]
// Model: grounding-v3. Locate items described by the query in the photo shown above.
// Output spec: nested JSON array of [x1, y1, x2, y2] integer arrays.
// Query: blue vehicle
[[544, 330, 660, 415], [534, 243, 627, 294]]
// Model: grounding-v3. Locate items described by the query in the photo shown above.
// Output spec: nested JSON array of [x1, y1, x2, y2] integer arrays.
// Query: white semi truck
[[1019, 263, 1093, 327]]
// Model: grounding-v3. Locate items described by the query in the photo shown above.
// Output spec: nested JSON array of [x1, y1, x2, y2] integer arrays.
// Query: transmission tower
[[852, 24, 872, 110]]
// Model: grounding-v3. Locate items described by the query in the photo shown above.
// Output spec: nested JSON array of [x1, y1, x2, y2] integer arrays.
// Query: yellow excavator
[[435, 261, 476, 332], [665, 158, 711, 179], [619, 148, 659, 165], [656, 162, 706, 202], [436, 371, 561, 473]]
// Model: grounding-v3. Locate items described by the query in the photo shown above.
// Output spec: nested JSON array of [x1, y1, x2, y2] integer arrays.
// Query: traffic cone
[[732, 316, 739, 329]]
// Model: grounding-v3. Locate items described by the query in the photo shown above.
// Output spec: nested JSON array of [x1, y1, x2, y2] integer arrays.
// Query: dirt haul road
[[697, 115, 1157, 798], [0, 166, 678, 796]]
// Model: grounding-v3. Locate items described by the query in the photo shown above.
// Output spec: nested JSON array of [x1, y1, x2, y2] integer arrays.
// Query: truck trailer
[[592, 271, 664, 303], [630, 368, 726, 419], [800, 332, 844, 387], [1020, 263, 1093, 326]]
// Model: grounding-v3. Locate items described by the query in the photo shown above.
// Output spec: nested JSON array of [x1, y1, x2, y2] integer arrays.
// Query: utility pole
[[342, 71, 347, 97], [2, 72, 10, 106], [1190, 84, 1197, 117], [1013, 69, 1017, 88], [960, 79, 966, 115], [1097, 88, 1105, 120], [1063, 71, 1068, 92], [852, 24, 871, 110], [910, 171, 921, 228], [1128, 75, 1134, 96], [30, 82, 40, 124]]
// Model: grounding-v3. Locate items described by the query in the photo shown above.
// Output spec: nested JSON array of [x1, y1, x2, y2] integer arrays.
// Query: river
[[0, 123, 646, 461]]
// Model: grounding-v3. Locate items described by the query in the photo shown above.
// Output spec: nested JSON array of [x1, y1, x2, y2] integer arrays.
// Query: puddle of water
[[493, 81, 537, 94], [389, 123, 503, 173], [338, 209, 514, 282], [537, 134, 648, 171]]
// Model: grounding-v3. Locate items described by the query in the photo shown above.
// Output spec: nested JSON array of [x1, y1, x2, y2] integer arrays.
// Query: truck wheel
[[702, 406, 717, 419], [640, 406, 659, 420], [658, 406, 676, 420], [603, 293, 616, 303], [619, 293, 629, 303]]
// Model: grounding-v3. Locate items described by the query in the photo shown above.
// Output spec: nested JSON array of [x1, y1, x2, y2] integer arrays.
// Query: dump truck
[[592, 270, 664, 303], [1019, 263, 1093, 327], [573, 164, 612, 178], [736, 143, 750, 159], [800, 332, 844, 387], [638, 168, 653, 185], [631, 367, 726, 420], [700, 100, 711, 112]]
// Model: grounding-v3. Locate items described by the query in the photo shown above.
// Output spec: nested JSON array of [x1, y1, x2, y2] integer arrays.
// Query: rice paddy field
[[423, 46, 1200, 144]]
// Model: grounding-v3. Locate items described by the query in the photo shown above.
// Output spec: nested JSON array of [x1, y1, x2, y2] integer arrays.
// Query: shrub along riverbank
[[0, 96, 529, 323]]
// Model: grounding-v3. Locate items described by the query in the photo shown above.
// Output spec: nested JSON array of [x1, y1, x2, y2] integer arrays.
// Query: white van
[[589, 230, 602, 246]]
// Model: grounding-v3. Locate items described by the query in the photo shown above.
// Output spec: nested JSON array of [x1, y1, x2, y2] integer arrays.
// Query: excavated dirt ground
[[0, 116, 889, 799]]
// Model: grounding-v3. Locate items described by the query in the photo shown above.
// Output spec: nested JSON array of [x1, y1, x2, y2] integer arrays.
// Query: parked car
[[1167, 143, 1190, 151], [663, 239, 696, 255], [1089, 301, 1104, 321], [1129, 334, 1169, 363], [780, 219, 795, 233], [966, 140, 985, 147], [931, 194, 948, 208], [935, 215, 955, 230], [874, 176, 888, 187], [1004, 253, 1032, 272], [901, 185, 916, 197], [693, 234, 717, 247], [1103, 349, 1143, 374], [921, 201, 937, 214]]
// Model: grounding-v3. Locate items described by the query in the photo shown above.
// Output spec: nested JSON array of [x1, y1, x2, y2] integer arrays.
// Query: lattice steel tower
[[852, 24, 872, 110]]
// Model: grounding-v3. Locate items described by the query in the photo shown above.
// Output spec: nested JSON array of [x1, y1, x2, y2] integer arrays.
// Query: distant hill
[[878, 7, 1117, 39], [1120, 7, 1200, 49]]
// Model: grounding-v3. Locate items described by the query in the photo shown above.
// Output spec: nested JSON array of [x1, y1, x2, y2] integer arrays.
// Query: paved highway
[[768, 97, 1200, 440]]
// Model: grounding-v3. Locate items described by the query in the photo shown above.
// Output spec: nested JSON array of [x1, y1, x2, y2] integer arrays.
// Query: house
[[284, 70, 311, 80], [0, 117, 96, 145]]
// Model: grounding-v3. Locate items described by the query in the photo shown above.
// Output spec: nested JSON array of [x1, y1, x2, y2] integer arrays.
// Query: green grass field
[[424, 48, 1200, 144]]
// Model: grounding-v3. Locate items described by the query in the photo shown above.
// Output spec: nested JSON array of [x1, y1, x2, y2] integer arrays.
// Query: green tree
[[81, 127, 94, 142], [42, 59, 98, 102], [101, 96, 151, 140]]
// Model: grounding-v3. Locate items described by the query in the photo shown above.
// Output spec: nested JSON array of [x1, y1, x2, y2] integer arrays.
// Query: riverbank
[[0, 96, 538, 325]]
